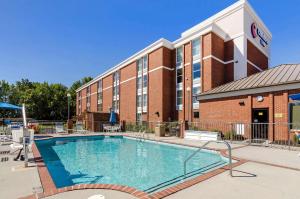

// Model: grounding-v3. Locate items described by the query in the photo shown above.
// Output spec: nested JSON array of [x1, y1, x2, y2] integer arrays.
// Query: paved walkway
[[232, 146, 300, 170], [166, 161, 300, 199], [0, 145, 41, 199]]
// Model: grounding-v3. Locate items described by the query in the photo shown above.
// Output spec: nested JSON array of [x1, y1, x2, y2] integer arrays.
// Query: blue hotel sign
[[251, 22, 268, 47]]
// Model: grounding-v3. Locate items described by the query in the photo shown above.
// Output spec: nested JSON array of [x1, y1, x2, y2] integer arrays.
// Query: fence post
[[230, 123, 233, 143], [288, 123, 291, 150]]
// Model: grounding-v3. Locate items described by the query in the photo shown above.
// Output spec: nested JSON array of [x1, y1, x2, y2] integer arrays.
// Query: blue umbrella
[[0, 102, 22, 110], [109, 109, 117, 125], [289, 93, 300, 101]]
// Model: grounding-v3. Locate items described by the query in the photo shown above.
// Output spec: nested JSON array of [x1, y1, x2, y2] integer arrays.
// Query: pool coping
[[21, 134, 247, 199]]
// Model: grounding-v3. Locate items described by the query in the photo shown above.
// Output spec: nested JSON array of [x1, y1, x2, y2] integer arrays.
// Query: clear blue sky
[[0, 0, 299, 87]]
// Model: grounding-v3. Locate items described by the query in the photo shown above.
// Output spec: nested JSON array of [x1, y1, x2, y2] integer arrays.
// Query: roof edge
[[76, 38, 174, 92], [197, 81, 300, 101]]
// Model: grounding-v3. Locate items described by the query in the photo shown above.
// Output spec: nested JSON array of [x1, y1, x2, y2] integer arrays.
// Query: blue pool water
[[35, 136, 228, 193]]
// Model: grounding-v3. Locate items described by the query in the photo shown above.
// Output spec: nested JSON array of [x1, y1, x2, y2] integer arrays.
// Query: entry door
[[252, 108, 269, 140]]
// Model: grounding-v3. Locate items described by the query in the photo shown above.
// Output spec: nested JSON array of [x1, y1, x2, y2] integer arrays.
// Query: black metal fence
[[187, 121, 300, 148]]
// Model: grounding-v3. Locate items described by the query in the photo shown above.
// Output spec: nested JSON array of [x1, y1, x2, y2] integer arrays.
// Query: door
[[252, 108, 269, 140]]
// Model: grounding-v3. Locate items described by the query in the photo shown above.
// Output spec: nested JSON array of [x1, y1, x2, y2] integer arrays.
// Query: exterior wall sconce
[[239, 100, 245, 106], [257, 96, 264, 102], [155, 111, 160, 117]]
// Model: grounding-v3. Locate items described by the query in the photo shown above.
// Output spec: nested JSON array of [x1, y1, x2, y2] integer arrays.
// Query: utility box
[[155, 123, 165, 137]]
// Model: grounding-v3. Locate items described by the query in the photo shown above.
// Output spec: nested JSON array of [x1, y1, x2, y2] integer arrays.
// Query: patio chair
[[55, 122, 66, 134], [75, 122, 89, 134], [0, 126, 12, 145]]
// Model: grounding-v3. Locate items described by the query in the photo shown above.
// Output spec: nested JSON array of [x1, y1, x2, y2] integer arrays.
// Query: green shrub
[[292, 134, 299, 144], [223, 131, 235, 140]]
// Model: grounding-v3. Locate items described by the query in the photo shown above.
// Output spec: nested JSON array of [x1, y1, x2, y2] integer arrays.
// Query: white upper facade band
[[76, 0, 272, 92]]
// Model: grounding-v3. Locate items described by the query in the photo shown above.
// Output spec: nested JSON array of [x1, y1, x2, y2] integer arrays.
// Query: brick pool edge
[[20, 136, 247, 199]]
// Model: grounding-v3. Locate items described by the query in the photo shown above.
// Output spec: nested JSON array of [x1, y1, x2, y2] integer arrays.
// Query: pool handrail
[[183, 140, 232, 178]]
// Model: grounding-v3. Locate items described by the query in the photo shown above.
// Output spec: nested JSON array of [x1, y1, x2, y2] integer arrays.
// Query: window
[[137, 77, 142, 90], [97, 80, 103, 112], [290, 104, 300, 129], [192, 39, 201, 111], [143, 75, 148, 89], [138, 59, 143, 73], [192, 39, 200, 58], [176, 46, 183, 110], [86, 86, 91, 111], [78, 91, 82, 114], [177, 68, 183, 84], [137, 95, 142, 107], [136, 55, 148, 120], [113, 71, 120, 113], [177, 90, 183, 107], [193, 87, 200, 104], [143, 56, 148, 71], [143, 94, 147, 109], [193, 62, 201, 80], [194, 112, 199, 118], [176, 47, 183, 67]]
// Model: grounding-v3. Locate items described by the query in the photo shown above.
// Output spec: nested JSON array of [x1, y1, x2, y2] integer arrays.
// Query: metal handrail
[[183, 140, 232, 178]]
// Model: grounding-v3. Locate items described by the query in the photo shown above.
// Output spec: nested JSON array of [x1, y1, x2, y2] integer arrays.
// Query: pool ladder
[[183, 140, 233, 179], [137, 130, 146, 141]]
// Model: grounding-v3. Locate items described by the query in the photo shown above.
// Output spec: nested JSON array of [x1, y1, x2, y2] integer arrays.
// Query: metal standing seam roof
[[199, 64, 300, 96]]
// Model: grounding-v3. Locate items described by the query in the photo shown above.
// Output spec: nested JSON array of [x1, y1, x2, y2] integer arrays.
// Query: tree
[[0, 77, 92, 120], [68, 77, 92, 117]]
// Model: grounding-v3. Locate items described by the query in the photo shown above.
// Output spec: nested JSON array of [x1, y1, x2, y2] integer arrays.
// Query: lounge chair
[[103, 124, 121, 133], [55, 122, 66, 134], [75, 122, 88, 134]]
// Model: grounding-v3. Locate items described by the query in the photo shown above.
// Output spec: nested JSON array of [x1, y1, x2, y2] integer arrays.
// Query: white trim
[[120, 76, 136, 85], [103, 86, 112, 91], [174, 24, 227, 48], [202, 55, 235, 65], [76, 38, 173, 92], [181, 0, 271, 39], [224, 32, 244, 42], [184, 63, 190, 66], [148, 66, 174, 73], [198, 82, 300, 101], [247, 60, 263, 72]]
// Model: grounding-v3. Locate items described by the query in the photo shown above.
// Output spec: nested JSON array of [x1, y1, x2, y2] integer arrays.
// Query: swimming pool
[[35, 136, 229, 193]]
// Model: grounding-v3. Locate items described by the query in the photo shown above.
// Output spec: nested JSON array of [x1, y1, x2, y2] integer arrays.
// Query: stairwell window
[[176, 46, 183, 110], [97, 80, 103, 112], [78, 91, 82, 115], [86, 86, 91, 111], [136, 55, 148, 120], [113, 71, 120, 113], [192, 38, 201, 110]]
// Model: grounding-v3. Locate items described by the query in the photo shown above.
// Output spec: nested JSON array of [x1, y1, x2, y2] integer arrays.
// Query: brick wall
[[162, 47, 176, 121], [81, 88, 87, 113], [224, 40, 234, 83], [148, 47, 164, 122], [184, 42, 192, 121], [90, 83, 98, 112], [247, 40, 268, 76], [202, 32, 226, 92], [102, 74, 113, 113], [199, 89, 295, 141], [120, 62, 137, 122]]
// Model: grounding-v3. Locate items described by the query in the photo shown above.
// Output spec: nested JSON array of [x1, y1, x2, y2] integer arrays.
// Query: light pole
[[67, 93, 71, 120]]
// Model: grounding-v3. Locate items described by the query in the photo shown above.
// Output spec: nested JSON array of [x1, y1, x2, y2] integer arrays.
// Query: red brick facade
[[76, 31, 270, 124], [199, 89, 297, 141]]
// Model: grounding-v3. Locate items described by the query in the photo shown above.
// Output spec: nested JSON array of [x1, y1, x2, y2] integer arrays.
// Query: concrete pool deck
[[0, 133, 299, 199]]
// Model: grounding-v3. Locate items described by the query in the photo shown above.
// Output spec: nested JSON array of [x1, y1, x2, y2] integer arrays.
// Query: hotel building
[[76, 0, 272, 124]]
